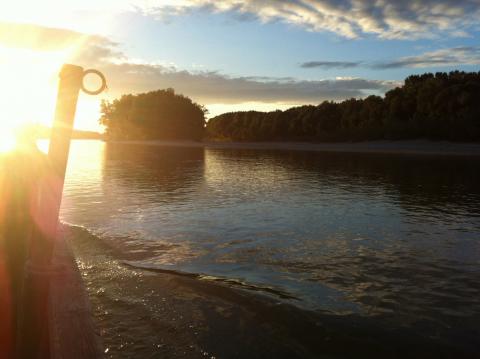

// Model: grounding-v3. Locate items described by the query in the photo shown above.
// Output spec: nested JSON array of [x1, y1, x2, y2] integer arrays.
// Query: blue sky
[[112, 9, 480, 81], [1, 1, 480, 130]]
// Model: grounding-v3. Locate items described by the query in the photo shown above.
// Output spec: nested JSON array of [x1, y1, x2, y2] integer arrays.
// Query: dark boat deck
[[48, 236, 103, 358]]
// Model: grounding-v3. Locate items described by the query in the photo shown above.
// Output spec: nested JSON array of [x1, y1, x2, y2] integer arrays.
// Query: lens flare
[[0, 129, 17, 153]]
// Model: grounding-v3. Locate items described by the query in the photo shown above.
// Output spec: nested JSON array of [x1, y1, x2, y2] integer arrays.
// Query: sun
[[0, 129, 17, 153], [0, 45, 67, 152]]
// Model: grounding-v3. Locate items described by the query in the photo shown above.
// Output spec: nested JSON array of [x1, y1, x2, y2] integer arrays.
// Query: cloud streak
[[0, 22, 88, 51], [0, 21, 123, 64], [143, 0, 480, 39], [3, 0, 479, 40], [300, 61, 361, 69], [372, 47, 480, 69], [302, 47, 480, 70]]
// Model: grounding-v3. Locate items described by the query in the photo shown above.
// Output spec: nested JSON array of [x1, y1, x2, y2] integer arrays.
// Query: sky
[[0, 0, 479, 132]]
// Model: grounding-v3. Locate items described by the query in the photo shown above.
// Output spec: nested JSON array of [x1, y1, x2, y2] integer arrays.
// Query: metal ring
[[81, 69, 107, 95]]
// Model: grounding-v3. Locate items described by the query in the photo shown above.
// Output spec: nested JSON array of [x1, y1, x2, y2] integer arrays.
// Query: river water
[[41, 140, 480, 357]]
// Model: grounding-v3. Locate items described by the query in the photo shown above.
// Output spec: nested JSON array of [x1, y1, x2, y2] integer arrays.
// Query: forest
[[100, 88, 206, 141], [206, 71, 480, 142], [100, 72, 480, 142]]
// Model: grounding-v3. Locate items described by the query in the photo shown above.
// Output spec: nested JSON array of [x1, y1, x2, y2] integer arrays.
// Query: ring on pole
[[81, 69, 107, 95]]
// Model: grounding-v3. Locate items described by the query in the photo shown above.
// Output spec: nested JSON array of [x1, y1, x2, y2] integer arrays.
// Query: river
[[40, 140, 480, 358]]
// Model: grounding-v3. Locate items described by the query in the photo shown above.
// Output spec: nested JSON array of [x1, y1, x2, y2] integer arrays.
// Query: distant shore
[[108, 139, 480, 157]]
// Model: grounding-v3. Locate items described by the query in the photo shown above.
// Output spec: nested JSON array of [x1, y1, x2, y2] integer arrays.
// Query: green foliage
[[206, 71, 480, 142], [100, 89, 206, 141]]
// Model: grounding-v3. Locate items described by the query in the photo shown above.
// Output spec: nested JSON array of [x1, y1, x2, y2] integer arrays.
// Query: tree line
[[206, 71, 480, 142], [100, 71, 480, 142]]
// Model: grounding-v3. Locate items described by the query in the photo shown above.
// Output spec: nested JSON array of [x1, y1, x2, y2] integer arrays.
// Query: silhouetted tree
[[206, 71, 480, 142], [100, 89, 206, 141]]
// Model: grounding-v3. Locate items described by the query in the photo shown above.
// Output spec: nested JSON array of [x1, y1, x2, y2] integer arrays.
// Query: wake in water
[[65, 224, 479, 359], [123, 260, 300, 300]]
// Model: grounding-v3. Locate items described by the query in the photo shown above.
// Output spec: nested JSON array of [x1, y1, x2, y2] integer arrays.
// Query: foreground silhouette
[[206, 71, 480, 142], [1, 64, 105, 358], [0, 139, 48, 358]]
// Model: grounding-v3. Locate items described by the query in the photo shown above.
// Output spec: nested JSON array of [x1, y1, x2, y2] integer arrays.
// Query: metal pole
[[19, 64, 106, 358], [47, 64, 84, 233], [31, 64, 84, 266], [19, 64, 84, 359]]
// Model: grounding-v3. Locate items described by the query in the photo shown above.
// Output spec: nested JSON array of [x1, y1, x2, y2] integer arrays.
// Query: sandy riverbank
[[109, 139, 480, 157]]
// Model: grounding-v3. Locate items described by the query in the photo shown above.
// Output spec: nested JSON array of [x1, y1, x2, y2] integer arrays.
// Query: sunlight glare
[[0, 15, 114, 137], [0, 46, 66, 133], [0, 129, 17, 153]]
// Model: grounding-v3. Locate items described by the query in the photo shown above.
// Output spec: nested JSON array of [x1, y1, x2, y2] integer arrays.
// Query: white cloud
[[0, 22, 397, 119], [142, 0, 480, 39], [10, 22, 395, 104], [1, 0, 479, 39], [96, 62, 396, 103]]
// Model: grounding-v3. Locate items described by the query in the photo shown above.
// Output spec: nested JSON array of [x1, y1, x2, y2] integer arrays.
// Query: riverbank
[[109, 139, 480, 157]]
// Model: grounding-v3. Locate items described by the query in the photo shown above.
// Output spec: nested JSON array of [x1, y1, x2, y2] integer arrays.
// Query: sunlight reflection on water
[[48, 140, 480, 321]]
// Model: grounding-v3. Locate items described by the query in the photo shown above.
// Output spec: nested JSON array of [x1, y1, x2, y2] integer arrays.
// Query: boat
[[0, 64, 106, 358]]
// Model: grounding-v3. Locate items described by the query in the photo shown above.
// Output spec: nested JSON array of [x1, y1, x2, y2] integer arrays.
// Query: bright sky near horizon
[[0, 0, 480, 133]]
